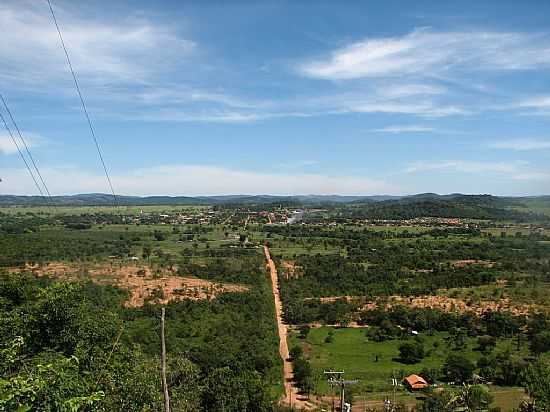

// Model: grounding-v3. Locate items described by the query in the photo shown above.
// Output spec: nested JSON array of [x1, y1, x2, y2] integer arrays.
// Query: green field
[[291, 327, 526, 391], [289, 327, 529, 410]]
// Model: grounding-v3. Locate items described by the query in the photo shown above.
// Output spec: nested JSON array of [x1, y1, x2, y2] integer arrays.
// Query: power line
[[0, 94, 52, 199], [0, 109, 48, 203], [46, 0, 118, 207]]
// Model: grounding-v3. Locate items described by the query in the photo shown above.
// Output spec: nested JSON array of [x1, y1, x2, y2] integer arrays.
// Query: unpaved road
[[264, 245, 312, 409]]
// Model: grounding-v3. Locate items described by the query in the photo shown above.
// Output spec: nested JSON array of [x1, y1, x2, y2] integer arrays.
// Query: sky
[[1, 0, 550, 197]]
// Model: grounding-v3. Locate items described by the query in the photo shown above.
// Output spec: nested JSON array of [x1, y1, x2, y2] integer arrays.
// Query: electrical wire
[[0, 93, 52, 199], [0, 109, 49, 204], [46, 0, 118, 206]]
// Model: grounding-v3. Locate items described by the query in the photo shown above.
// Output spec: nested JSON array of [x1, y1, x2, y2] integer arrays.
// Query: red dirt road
[[264, 245, 312, 409]]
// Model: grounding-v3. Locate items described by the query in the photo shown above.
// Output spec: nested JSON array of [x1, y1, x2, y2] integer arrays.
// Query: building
[[404, 374, 428, 390]]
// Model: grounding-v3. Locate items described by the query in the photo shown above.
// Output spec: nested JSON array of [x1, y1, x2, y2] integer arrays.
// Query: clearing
[[10, 262, 248, 307]]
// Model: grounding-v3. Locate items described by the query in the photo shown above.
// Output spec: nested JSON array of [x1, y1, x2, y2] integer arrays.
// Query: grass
[[290, 327, 528, 395]]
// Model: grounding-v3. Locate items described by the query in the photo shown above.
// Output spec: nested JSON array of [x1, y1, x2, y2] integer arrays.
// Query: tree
[[476, 335, 497, 353], [454, 385, 494, 412], [417, 389, 455, 412], [153, 230, 167, 241], [142, 244, 152, 260], [531, 331, 550, 355], [443, 354, 475, 383], [522, 360, 550, 411], [289, 345, 303, 360], [398, 341, 425, 364]]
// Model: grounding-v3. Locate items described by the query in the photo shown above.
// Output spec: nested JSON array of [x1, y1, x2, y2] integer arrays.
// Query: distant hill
[[0, 193, 403, 206], [0, 193, 548, 222], [347, 194, 548, 221]]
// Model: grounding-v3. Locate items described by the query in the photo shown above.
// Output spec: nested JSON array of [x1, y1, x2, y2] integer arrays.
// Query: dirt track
[[264, 246, 312, 409]]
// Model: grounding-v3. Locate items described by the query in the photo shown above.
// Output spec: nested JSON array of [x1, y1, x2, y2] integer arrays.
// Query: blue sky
[[1, 0, 550, 196]]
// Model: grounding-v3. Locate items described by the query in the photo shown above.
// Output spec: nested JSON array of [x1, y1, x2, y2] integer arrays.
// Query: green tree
[[531, 331, 550, 355], [398, 341, 425, 364], [522, 360, 550, 411], [443, 354, 475, 383]]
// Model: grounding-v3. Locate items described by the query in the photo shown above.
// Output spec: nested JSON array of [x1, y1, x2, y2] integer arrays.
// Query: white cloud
[[0, 136, 19, 155], [514, 96, 550, 116], [350, 102, 466, 117], [372, 125, 434, 133], [0, 0, 195, 87], [278, 160, 319, 168], [0, 164, 399, 196], [376, 84, 446, 99], [404, 160, 524, 174], [403, 160, 550, 185], [489, 138, 550, 151], [299, 28, 550, 80], [0, 132, 42, 155], [517, 96, 550, 109], [513, 172, 550, 181]]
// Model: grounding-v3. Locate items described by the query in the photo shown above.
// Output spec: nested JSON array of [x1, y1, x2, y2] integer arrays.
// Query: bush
[[398, 341, 425, 364], [443, 353, 475, 383], [289, 345, 303, 360]]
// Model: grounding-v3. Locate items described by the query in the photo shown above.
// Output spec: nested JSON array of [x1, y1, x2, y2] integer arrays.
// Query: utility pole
[[324, 370, 344, 412], [161, 307, 170, 412], [324, 370, 357, 412]]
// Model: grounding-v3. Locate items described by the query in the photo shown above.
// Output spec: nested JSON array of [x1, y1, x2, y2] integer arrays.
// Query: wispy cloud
[[0, 164, 398, 196], [0, 132, 42, 155], [277, 160, 319, 169], [372, 125, 434, 133], [350, 102, 467, 117], [517, 96, 550, 109], [489, 138, 550, 151], [298, 28, 550, 80], [404, 160, 525, 174], [514, 96, 550, 116], [0, 0, 195, 87], [0, 135, 19, 155], [402, 160, 550, 183], [513, 172, 550, 181]]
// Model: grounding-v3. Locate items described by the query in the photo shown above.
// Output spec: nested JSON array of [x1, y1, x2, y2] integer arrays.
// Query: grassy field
[[290, 327, 528, 406]]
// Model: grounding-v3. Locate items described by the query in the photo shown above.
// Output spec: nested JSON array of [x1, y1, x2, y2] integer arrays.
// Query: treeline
[[0, 230, 136, 266]]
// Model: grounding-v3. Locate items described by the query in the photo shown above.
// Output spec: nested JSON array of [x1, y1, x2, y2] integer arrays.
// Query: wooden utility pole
[[161, 307, 170, 412]]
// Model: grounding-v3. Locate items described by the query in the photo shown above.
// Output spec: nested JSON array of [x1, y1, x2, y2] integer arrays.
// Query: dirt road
[[264, 245, 312, 409]]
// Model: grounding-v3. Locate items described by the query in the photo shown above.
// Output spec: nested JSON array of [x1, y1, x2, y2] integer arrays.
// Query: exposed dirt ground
[[10, 262, 248, 307], [281, 260, 303, 279], [451, 259, 495, 268], [380, 295, 537, 316], [304, 294, 541, 316]]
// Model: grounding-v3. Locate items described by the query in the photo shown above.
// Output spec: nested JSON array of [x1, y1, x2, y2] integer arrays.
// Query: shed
[[404, 374, 428, 390]]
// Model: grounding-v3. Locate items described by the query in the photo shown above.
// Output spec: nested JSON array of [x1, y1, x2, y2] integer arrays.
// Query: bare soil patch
[[302, 293, 542, 316], [10, 262, 248, 307], [451, 259, 495, 268], [281, 260, 303, 279]]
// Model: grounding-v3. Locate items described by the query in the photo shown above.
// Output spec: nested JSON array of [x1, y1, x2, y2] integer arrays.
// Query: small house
[[404, 374, 428, 391]]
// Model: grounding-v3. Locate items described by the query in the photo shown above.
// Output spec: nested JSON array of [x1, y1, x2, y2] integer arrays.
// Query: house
[[404, 374, 428, 390]]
